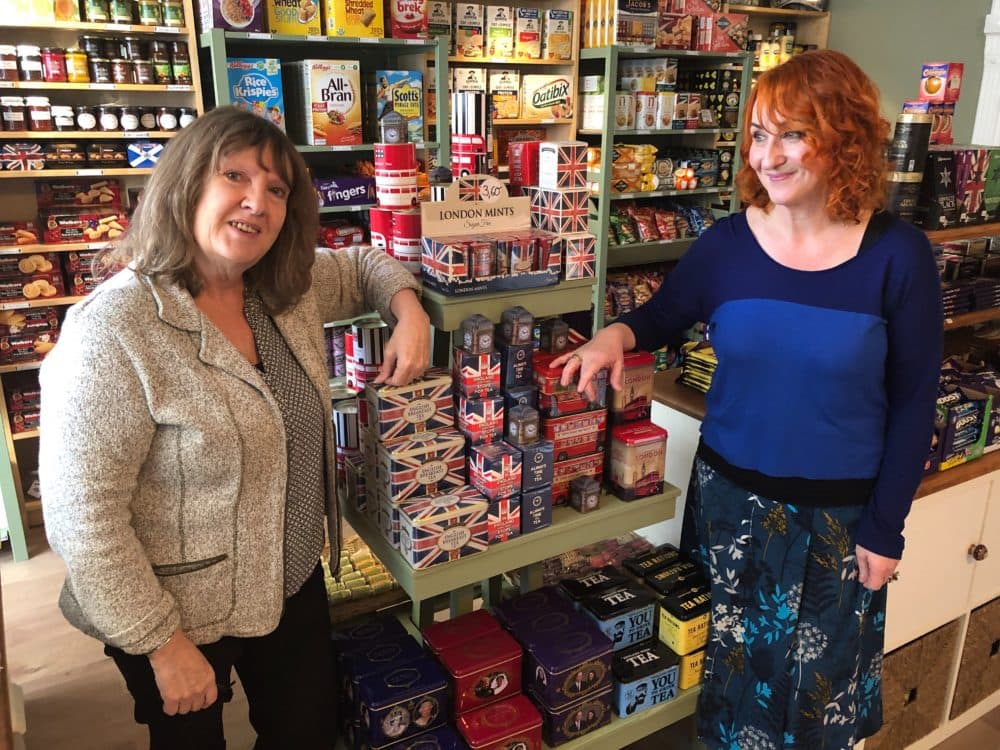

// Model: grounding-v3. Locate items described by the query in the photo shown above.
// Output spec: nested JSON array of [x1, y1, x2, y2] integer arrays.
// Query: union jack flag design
[[364, 368, 455, 442], [469, 441, 523, 500], [525, 187, 591, 234], [377, 429, 467, 503], [538, 141, 589, 190], [457, 393, 505, 446], [422, 235, 471, 282], [453, 348, 501, 398], [488, 496, 521, 544], [457, 172, 489, 201], [398, 486, 490, 569], [562, 233, 597, 280]]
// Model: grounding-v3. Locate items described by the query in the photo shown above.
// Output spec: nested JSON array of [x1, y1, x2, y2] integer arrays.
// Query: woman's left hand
[[376, 288, 430, 386], [856, 544, 900, 591]]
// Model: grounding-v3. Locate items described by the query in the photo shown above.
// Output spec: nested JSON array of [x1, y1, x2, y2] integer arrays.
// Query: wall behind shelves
[[827, 0, 991, 145]]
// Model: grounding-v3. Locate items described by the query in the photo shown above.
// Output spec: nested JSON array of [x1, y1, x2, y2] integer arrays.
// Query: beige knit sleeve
[[310, 246, 422, 327]]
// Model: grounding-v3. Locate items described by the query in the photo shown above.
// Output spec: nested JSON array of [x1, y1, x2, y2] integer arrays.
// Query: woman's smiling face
[[747, 104, 826, 211]]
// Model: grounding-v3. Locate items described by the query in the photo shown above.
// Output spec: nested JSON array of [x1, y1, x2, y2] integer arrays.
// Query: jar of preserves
[[75, 105, 97, 131], [132, 58, 154, 84], [65, 48, 90, 83], [89, 57, 112, 84], [159, 0, 184, 27], [102, 37, 124, 60], [152, 57, 172, 85], [171, 56, 191, 85], [178, 107, 197, 128], [0, 46, 17, 83], [51, 105, 75, 131], [122, 36, 145, 60], [83, 0, 110, 23], [109, 0, 133, 23], [41, 48, 67, 82], [111, 58, 133, 84], [97, 104, 120, 131], [1, 97, 27, 132], [79, 36, 103, 58], [156, 106, 178, 131], [16, 45, 43, 82], [119, 105, 140, 131], [138, 106, 157, 130], [136, 0, 161, 25], [25, 96, 52, 132]]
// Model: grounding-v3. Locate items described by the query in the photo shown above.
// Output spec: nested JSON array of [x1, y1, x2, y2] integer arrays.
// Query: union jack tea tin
[[677, 647, 705, 690], [529, 686, 612, 746], [643, 559, 704, 598], [460, 313, 495, 354], [523, 616, 613, 709], [551, 451, 604, 506], [493, 585, 574, 630], [364, 368, 455, 443], [456, 694, 543, 750], [453, 348, 501, 399], [438, 628, 523, 714], [542, 409, 607, 461], [397, 486, 490, 569], [457, 393, 505, 446], [359, 656, 449, 747], [657, 582, 711, 655], [499, 305, 534, 345], [377, 429, 466, 503], [612, 640, 679, 717], [561, 232, 597, 280], [622, 543, 680, 578], [607, 422, 667, 501], [341, 634, 427, 720], [558, 566, 630, 610], [517, 438, 553, 493], [609, 351, 654, 425], [498, 341, 534, 388], [469, 441, 523, 500], [524, 185, 589, 234], [580, 584, 657, 651], [538, 318, 569, 354], [422, 609, 502, 657], [488, 495, 520, 544], [520, 484, 552, 534], [569, 476, 601, 513]]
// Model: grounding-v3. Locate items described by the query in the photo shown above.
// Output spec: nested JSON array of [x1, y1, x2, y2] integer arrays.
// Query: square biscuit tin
[[520, 484, 552, 534], [359, 655, 449, 747], [333, 614, 410, 657], [523, 617, 614, 709], [558, 566, 630, 610], [365, 369, 455, 442], [493, 585, 574, 630], [377, 429, 467, 503], [580, 584, 658, 651], [453, 348, 502, 399], [422, 609, 502, 657], [457, 393, 505, 446], [437, 628, 523, 714], [612, 640, 679, 717], [456, 694, 543, 750], [397, 486, 490, 570], [623, 544, 681, 578], [607, 422, 667, 501], [283, 59, 363, 146], [658, 583, 711, 655], [469, 441, 523, 500], [529, 685, 612, 746]]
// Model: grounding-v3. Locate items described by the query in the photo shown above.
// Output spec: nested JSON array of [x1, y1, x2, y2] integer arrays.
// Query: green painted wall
[[827, 0, 991, 144]]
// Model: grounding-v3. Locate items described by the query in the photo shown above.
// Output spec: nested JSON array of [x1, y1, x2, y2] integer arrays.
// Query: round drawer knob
[[968, 543, 989, 561]]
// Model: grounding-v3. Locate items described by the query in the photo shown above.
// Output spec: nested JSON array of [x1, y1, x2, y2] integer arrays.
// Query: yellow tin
[[677, 648, 704, 690], [657, 584, 710, 656]]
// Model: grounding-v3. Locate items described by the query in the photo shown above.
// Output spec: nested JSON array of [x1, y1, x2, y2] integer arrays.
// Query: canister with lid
[[79, 36, 103, 58], [65, 49, 89, 83], [74, 105, 97, 131], [170, 40, 191, 85], [1, 97, 27, 132], [559, 566, 631, 610], [122, 37, 145, 60], [421, 609, 502, 657], [156, 107, 178, 131], [150, 41, 172, 84], [612, 640, 679, 717], [0, 46, 16, 83], [16, 46, 43, 82], [523, 616, 614, 709], [89, 58, 112, 84], [51, 105, 75, 131], [119, 106, 140, 131], [111, 58, 132, 85], [41, 48, 66, 82], [97, 105, 120, 132], [357, 655, 449, 748], [133, 59, 154, 84], [580, 583, 658, 651], [138, 107, 157, 130], [102, 37, 124, 61], [25, 97, 52, 132], [456, 695, 543, 750], [178, 107, 196, 128], [437, 629, 523, 714], [83, 0, 110, 23], [160, 0, 184, 27], [136, 0, 161, 25]]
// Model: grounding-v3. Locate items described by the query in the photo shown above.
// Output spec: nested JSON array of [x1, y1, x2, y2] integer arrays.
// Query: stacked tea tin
[[372, 142, 422, 277]]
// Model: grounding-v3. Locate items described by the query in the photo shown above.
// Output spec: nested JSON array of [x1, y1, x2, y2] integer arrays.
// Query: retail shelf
[[926, 222, 1000, 243], [421, 278, 595, 330], [944, 308, 1000, 330], [342, 487, 679, 603], [0, 82, 194, 92], [0, 362, 42, 374], [0, 169, 152, 179], [494, 118, 570, 126], [728, 4, 830, 19], [579, 128, 738, 136], [0, 241, 109, 256], [448, 56, 576, 65], [318, 203, 377, 214], [607, 238, 696, 268], [11, 430, 38, 442], [604, 186, 724, 201], [0, 295, 85, 311], [200, 31, 439, 49], [0, 131, 177, 140], [581, 47, 751, 63], [0, 21, 190, 34], [296, 142, 439, 153]]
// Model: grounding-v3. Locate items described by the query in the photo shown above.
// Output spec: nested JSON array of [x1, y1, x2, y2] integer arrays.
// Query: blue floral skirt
[[680, 457, 886, 750]]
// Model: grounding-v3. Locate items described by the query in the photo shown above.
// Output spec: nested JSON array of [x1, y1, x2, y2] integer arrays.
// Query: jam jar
[[79, 36, 103, 58], [97, 104, 120, 131], [65, 49, 90, 83], [150, 41, 172, 84], [89, 57, 112, 84], [156, 106, 178, 131], [109, 0, 134, 23], [138, 106, 157, 130], [26, 96, 52, 132], [1, 97, 27, 132], [0, 46, 18, 83], [160, 0, 184, 27], [137, 0, 161, 25], [75, 105, 97, 131], [132, 58, 154, 84], [16, 45, 43, 82], [178, 107, 196, 128], [83, 0, 110, 23], [170, 41, 190, 85], [111, 58, 133, 84], [41, 48, 67, 82], [119, 105, 140, 131], [102, 37, 124, 60], [51, 105, 75, 131]]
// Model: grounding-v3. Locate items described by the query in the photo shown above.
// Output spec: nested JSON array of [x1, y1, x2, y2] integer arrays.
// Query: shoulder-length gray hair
[[100, 106, 318, 312]]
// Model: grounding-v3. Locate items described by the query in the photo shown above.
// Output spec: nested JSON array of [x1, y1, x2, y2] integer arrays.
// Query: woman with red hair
[[556, 50, 941, 748]]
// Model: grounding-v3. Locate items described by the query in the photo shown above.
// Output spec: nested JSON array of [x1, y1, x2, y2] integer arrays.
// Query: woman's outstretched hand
[[550, 322, 638, 399]]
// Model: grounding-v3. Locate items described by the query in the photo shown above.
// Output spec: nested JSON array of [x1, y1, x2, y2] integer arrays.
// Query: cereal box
[[454, 3, 486, 58], [265, 0, 321, 35], [389, 0, 429, 37], [199, 0, 266, 32], [453, 67, 488, 92], [522, 74, 574, 120], [486, 5, 515, 58], [283, 59, 362, 146], [515, 7, 541, 59], [489, 69, 521, 120], [920, 62, 964, 103], [226, 58, 286, 132], [373, 70, 424, 144], [324, 0, 385, 37], [428, 0, 451, 39], [542, 9, 573, 60]]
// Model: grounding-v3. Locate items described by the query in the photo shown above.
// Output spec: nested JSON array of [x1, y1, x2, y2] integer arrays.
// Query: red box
[[453, 347, 502, 399], [10, 407, 40, 434], [0, 272, 65, 302], [41, 210, 128, 245], [469, 441, 523, 500], [657, 13, 695, 50], [388, 0, 429, 38], [422, 609, 502, 657], [35, 178, 122, 209], [0, 330, 58, 366], [0, 221, 39, 247], [0, 254, 60, 279], [438, 629, 523, 714], [551, 451, 605, 506], [664, 0, 720, 14], [457, 695, 543, 750], [508, 140, 541, 189], [542, 409, 608, 461], [919, 62, 963, 103], [929, 103, 956, 145], [694, 13, 748, 53]]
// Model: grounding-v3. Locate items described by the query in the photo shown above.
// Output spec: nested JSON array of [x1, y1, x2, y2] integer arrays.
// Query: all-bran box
[[227, 58, 286, 132], [324, 0, 385, 37], [454, 3, 486, 57], [515, 7, 541, 59], [542, 9, 573, 60], [389, 0, 429, 37], [373, 70, 424, 144], [266, 0, 321, 35], [522, 74, 574, 120], [284, 59, 362, 146], [486, 5, 515, 58]]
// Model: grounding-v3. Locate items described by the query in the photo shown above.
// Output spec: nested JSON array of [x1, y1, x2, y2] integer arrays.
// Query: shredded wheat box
[[542, 9, 573, 60], [284, 59, 363, 146], [323, 0, 385, 37]]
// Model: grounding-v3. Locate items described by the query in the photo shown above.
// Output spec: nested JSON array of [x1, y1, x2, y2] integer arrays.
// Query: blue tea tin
[[341, 634, 427, 721], [523, 617, 613, 710], [359, 655, 450, 747], [580, 584, 658, 651], [611, 640, 679, 717]]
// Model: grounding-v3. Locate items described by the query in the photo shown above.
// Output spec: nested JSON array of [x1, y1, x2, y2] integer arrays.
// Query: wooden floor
[[1, 528, 998, 750]]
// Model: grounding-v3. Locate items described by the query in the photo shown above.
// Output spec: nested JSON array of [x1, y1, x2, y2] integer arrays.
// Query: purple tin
[[523, 617, 614, 709], [529, 686, 613, 746], [359, 655, 450, 748], [341, 634, 427, 721], [492, 585, 575, 630]]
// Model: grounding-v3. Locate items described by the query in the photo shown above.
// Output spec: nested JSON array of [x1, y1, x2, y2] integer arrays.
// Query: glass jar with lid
[[119, 105, 140, 131], [156, 106, 178, 131], [111, 58, 133, 84], [25, 96, 52, 132], [138, 106, 157, 130], [159, 0, 184, 27], [65, 49, 90, 83], [75, 105, 97, 131], [79, 36, 103, 58], [1, 97, 27, 132], [109, 0, 134, 23], [178, 107, 197, 128], [41, 48, 67, 83], [83, 0, 110, 23], [137, 0, 161, 25], [16, 45, 43, 82], [51, 105, 75, 131], [89, 58, 113, 85], [97, 105, 120, 132], [150, 42, 172, 84], [0, 46, 17, 83]]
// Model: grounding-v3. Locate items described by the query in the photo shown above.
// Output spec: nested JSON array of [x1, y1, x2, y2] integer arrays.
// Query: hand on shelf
[[551, 322, 638, 397]]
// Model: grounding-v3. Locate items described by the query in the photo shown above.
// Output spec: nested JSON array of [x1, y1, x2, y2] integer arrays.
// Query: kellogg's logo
[[234, 74, 278, 101]]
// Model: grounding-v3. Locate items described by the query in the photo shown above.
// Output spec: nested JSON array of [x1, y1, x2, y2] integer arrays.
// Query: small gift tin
[[503, 385, 537, 420], [493, 585, 575, 630], [658, 583, 711, 655], [452, 348, 501, 399], [377, 429, 467, 504], [543, 409, 607, 462], [678, 647, 705, 690], [457, 694, 543, 750], [539, 318, 569, 354], [398, 486, 490, 570], [457, 393, 504, 446], [612, 640, 679, 717], [580, 584, 657, 651], [607, 422, 667, 501], [341, 635, 427, 719], [558, 566, 630, 610], [644, 559, 704, 598], [569, 476, 601, 513], [438, 628, 523, 714], [523, 617, 613, 708], [364, 368, 455, 442], [498, 341, 534, 388], [468, 441, 523, 501], [499, 306, 534, 345], [460, 313, 495, 354], [367, 725, 470, 749], [609, 351, 655, 425], [422, 609, 501, 657], [529, 686, 612, 746], [520, 484, 552, 534], [488, 495, 521, 544], [333, 614, 410, 658], [507, 404, 539, 446], [623, 544, 681, 578], [359, 655, 450, 748], [518, 438, 553, 492]]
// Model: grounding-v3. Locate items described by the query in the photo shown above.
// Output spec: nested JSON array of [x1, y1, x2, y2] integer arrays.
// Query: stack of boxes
[[370, 142, 423, 277], [450, 5, 574, 60], [580, 0, 747, 54]]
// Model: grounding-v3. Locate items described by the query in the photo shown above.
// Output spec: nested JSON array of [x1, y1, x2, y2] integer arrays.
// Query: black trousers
[[106, 565, 336, 750]]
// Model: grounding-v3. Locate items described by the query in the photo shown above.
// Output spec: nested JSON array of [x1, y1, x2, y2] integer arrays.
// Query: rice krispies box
[[397, 485, 490, 569], [283, 59, 362, 146], [227, 58, 286, 132], [198, 0, 266, 32]]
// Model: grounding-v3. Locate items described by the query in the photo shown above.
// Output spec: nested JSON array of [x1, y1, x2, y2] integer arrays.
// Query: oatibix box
[[283, 59, 362, 146]]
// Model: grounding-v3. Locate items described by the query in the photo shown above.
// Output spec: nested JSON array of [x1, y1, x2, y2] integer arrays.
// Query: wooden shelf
[[579, 128, 738, 136], [202, 31, 439, 49], [926, 222, 1000, 243], [727, 4, 830, 19], [605, 186, 725, 201], [0, 241, 109, 256], [449, 56, 575, 65], [0, 362, 42, 374], [0, 82, 194, 92], [916, 449, 1000, 499], [0, 169, 152, 179], [944, 308, 1000, 330], [494, 118, 570, 126], [10, 430, 38, 442], [607, 238, 696, 268], [319, 203, 376, 214], [0, 295, 85, 311], [297, 142, 438, 153], [582, 47, 751, 63], [0, 131, 177, 140], [0, 21, 190, 34], [421, 279, 595, 330]]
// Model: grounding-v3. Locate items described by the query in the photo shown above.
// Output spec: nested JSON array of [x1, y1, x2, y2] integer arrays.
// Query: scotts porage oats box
[[199, 0, 265, 32], [324, 0, 385, 37], [283, 59, 362, 146], [265, 0, 321, 35], [389, 0, 429, 37]]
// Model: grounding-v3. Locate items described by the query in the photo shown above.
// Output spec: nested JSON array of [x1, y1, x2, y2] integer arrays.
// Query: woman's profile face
[[747, 104, 825, 211]]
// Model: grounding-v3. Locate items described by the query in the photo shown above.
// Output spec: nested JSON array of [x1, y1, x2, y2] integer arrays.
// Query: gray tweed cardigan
[[39, 247, 420, 655]]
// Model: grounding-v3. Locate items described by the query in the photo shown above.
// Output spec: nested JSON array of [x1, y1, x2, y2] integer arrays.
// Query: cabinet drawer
[[950, 595, 1000, 720]]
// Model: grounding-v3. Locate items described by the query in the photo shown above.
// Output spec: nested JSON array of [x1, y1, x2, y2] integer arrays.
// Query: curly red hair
[[735, 49, 890, 223]]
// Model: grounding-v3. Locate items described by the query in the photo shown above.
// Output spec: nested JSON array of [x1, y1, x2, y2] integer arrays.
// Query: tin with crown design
[[358, 655, 450, 748], [456, 694, 543, 750]]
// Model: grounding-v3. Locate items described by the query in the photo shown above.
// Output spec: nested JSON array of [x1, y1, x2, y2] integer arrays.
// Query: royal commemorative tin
[[341, 634, 427, 719], [622, 544, 681, 578], [422, 609, 502, 657], [658, 582, 711, 655], [456, 694, 543, 750], [677, 647, 705, 690], [581, 584, 657, 651], [529, 686, 612, 746], [371, 725, 471, 749], [334, 614, 410, 658], [397, 486, 490, 570], [612, 640, 679, 717], [493, 585, 575, 630], [643, 559, 704, 597], [609, 350, 655, 425], [558, 566, 630, 610], [469, 441, 523, 500], [607, 422, 667, 501], [520, 484, 552, 534], [364, 369, 455, 442], [438, 628, 523, 714], [523, 617, 613, 708], [359, 655, 450, 747], [377, 429, 466, 503]]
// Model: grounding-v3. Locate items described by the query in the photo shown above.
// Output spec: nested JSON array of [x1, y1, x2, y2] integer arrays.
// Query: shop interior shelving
[[0, 1, 204, 561], [724, 3, 831, 50]]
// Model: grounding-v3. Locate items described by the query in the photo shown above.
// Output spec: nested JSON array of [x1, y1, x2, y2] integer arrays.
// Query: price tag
[[632, 45, 654, 54], [123, 131, 151, 138], [358, 37, 379, 43], [538, 119, 556, 124], [76, 169, 104, 176], [331, 145, 355, 151], [403, 38, 427, 45], [89, 83, 115, 90], [246, 32, 272, 40], [166, 84, 190, 91], [0, 82, 13, 88], [153, 26, 178, 34], [478, 176, 506, 203], [103, 23, 132, 31], [306, 35, 326, 42], [2, 302, 28, 311]]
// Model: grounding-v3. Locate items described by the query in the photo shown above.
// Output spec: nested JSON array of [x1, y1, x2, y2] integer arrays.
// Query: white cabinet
[[970, 473, 1000, 608]]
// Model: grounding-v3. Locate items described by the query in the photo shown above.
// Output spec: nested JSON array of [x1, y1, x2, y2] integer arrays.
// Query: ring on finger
[[569, 352, 582, 364]]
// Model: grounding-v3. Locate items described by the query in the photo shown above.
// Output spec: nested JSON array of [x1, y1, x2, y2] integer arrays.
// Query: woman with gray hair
[[39, 106, 430, 748]]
